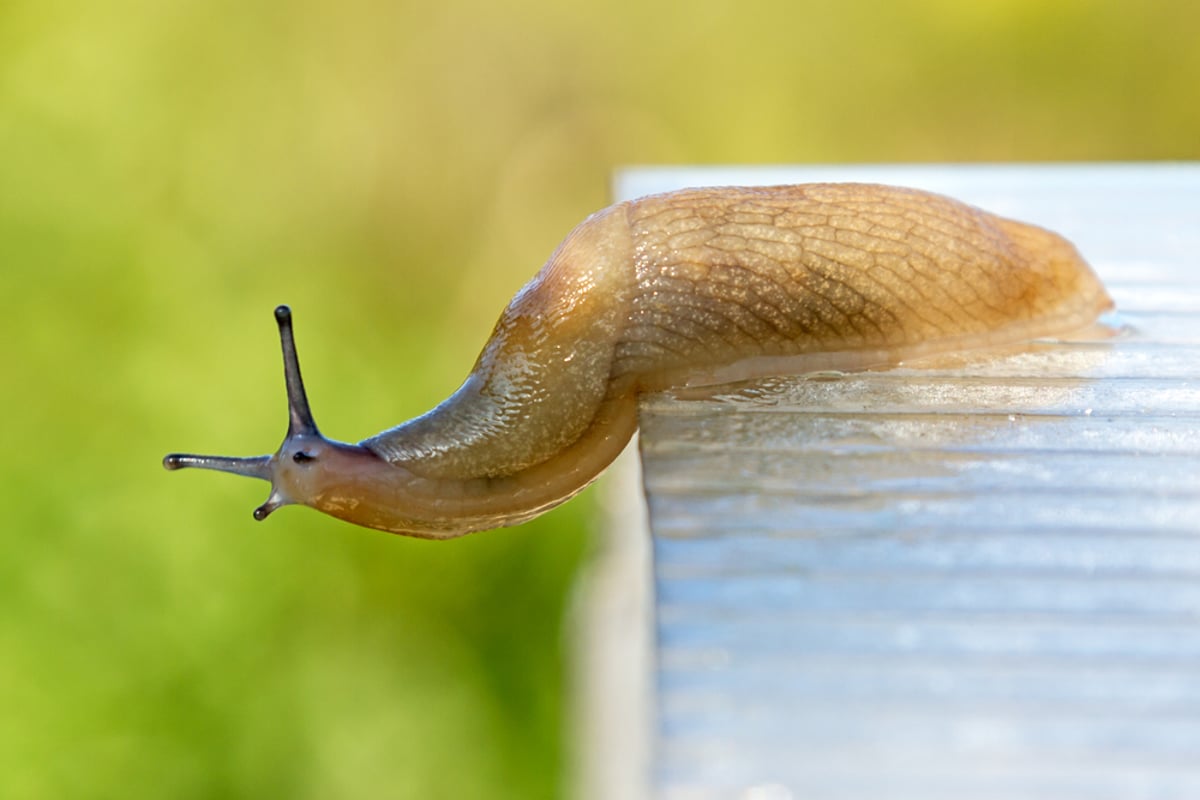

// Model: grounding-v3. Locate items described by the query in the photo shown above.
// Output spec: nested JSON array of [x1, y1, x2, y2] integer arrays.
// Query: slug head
[[163, 305, 383, 524]]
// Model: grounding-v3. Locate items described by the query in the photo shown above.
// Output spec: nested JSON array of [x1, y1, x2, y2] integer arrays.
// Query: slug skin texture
[[166, 183, 1113, 538], [615, 185, 1110, 389]]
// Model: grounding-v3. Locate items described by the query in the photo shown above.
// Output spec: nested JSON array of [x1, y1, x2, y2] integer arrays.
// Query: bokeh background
[[2, 0, 1197, 797]]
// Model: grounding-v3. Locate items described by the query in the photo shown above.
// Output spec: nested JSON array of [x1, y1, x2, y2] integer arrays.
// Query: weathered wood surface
[[608, 164, 1200, 799]]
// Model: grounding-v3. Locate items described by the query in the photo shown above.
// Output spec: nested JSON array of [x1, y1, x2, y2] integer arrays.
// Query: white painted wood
[[602, 164, 1200, 800], [572, 441, 654, 800]]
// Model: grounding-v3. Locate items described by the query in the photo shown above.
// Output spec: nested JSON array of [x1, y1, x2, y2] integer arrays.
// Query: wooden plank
[[618, 164, 1200, 799]]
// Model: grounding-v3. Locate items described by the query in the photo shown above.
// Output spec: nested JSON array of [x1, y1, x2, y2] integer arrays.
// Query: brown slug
[[164, 183, 1112, 538]]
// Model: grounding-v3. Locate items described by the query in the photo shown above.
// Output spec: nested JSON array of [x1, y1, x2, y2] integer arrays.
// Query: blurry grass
[[1, 0, 1197, 797]]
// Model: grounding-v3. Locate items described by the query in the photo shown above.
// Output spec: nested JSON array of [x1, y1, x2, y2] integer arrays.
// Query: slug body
[[165, 183, 1112, 538]]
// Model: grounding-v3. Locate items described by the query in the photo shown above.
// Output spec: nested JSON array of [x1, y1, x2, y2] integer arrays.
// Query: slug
[[164, 183, 1112, 539]]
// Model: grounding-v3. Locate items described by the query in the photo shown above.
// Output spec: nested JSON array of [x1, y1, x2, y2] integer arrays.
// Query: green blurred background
[[1, 0, 1197, 797]]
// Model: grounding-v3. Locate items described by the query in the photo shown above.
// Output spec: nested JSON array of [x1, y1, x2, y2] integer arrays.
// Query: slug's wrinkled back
[[613, 184, 1110, 388]]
